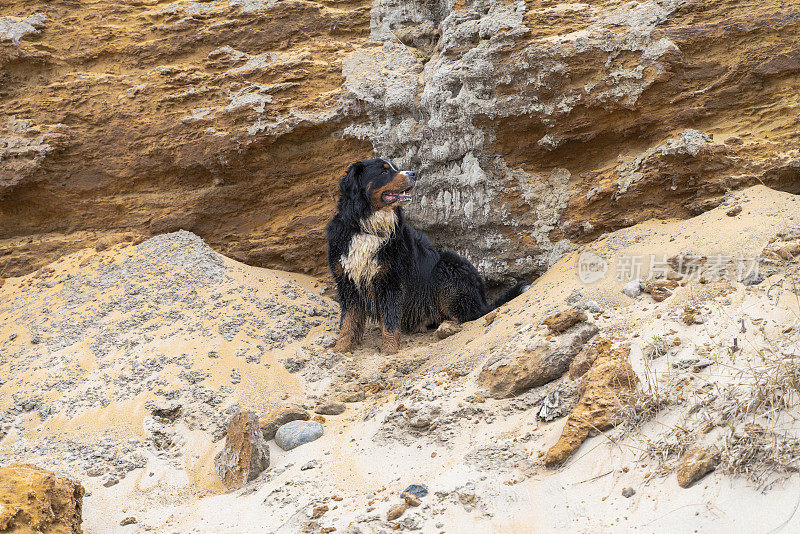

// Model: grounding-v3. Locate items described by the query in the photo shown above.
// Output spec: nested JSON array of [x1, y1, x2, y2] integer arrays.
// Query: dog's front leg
[[335, 305, 365, 353], [380, 290, 402, 354]]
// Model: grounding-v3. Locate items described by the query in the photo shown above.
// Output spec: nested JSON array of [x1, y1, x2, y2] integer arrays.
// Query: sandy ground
[[3, 185, 800, 532]]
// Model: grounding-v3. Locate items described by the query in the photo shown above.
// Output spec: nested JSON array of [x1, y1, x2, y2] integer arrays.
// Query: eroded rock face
[[0, 463, 84, 533], [2, 0, 799, 281], [545, 341, 638, 466], [0, 0, 372, 277], [215, 411, 270, 490]]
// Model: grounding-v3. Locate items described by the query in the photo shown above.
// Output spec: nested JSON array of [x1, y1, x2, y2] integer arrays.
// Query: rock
[[677, 446, 720, 488], [478, 323, 599, 398], [120, 516, 137, 526], [402, 483, 428, 499], [643, 279, 678, 302], [543, 308, 587, 333], [274, 420, 324, 451], [773, 242, 800, 261], [315, 402, 346, 416], [386, 503, 407, 521], [726, 205, 742, 216], [666, 270, 683, 281], [742, 270, 765, 286], [583, 300, 601, 313], [484, 310, 498, 325], [340, 391, 366, 403], [1, 0, 798, 284], [404, 403, 441, 429], [215, 411, 270, 490], [259, 405, 310, 441], [622, 279, 642, 298], [402, 492, 421, 506], [545, 340, 638, 466], [681, 306, 704, 325], [621, 487, 636, 498], [0, 463, 84, 533], [301, 459, 318, 471], [569, 342, 601, 379], [435, 320, 462, 339], [102, 476, 119, 488], [311, 505, 329, 518]]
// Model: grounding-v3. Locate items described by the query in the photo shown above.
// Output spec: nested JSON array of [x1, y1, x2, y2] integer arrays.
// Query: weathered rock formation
[[545, 340, 638, 466], [215, 411, 270, 490], [0, 463, 84, 533], [478, 322, 598, 398], [2, 0, 799, 282]]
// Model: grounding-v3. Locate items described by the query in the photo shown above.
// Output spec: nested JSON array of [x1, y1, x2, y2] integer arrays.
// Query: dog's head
[[338, 158, 417, 217]]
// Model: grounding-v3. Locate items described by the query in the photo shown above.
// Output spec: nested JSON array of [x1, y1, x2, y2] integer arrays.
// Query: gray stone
[[622, 279, 642, 298], [742, 270, 765, 286], [315, 402, 345, 416], [274, 420, 324, 451]]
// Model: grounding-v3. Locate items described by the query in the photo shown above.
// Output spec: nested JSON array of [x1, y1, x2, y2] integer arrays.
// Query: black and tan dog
[[326, 158, 528, 354]]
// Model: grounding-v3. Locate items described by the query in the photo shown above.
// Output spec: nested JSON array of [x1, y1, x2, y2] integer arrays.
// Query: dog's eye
[[381, 169, 388, 175]]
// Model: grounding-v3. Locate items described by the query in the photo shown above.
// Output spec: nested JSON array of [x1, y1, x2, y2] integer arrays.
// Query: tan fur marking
[[371, 173, 413, 210], [334, 308, 365, 352], [340, 211, 398, 288], [381, 323, 400, 354]]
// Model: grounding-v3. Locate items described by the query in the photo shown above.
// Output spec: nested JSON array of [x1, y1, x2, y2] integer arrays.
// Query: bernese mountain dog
[[326, 158, 528, 354]]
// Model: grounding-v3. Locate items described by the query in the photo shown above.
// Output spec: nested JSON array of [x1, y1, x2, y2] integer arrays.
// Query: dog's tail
[[490, 281, 530, 311]]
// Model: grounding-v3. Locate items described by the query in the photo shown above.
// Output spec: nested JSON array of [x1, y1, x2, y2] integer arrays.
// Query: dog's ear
[[340, 161, 363, 199]]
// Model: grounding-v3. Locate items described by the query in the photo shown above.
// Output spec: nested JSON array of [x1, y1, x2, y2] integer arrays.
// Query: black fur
[[326, 158, 527, 352]]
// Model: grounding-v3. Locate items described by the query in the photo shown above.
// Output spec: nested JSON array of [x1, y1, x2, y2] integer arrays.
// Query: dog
[[326, 158, 528, 354]]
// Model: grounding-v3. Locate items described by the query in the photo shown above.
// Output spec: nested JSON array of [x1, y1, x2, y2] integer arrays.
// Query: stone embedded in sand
[[726, 205, 743, 217], [311, 505, 329, 518], [403, 492, 421, 506], [387, 503, 407, 521], [215, 411, 270, 490], [742, 270, 765, 286], [643, 279, 678, 302], [681, 306, 703, 325], [404, 403, 441, 429], [315, 402, 345, 416], [478, 323, 599, 398], [402, 483, 428, 498], [622, 279, 642, 298], [274, 420, 324, 451], [259, 405, 310, 441], [542, 308, 587, 333], [544, 341, 638, 467], [0, 463, 84, 533], [340, 391, 365, 403], [676, 446, 720, 488], [435, 320, 462, 339]]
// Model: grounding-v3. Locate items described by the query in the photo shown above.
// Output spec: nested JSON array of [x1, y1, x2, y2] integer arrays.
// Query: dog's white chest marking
[[341, 210, 397, 288]]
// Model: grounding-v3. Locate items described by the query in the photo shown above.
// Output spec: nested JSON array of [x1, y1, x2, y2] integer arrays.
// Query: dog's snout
[[404, 171, 417, 185]]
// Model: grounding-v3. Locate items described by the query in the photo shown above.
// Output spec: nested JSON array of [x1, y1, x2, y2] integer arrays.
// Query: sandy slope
[[3, 185, 800, 532]]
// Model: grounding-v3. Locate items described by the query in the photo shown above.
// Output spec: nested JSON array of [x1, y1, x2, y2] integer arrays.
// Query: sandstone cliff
[[2, 0, 799, 282]]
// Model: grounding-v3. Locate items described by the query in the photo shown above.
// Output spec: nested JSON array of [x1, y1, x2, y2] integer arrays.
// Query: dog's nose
[[405, 171, 417, 185]]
